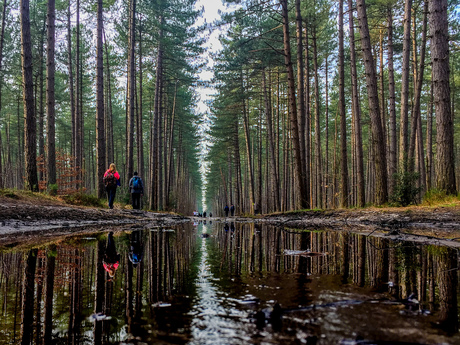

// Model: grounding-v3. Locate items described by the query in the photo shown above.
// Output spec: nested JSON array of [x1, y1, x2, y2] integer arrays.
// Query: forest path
[[1, 193, 460, 249]]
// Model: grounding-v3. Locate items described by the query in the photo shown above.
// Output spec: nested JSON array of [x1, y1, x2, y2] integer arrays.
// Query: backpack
[[132, 177, 140, 189], [104, 172, 117, 187]]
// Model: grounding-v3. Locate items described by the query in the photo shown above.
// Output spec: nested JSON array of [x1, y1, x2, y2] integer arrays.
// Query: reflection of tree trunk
[[437, 248, 458, 332], [94, 239, 105, 345], [43, 246, 56, 345], [341, 233, 349, 283], [376, 239, 389, 291], [126, 257, 134, 333], [357, 235, 366, 287], [69, 249, 82, 345], [419, 249, 427, 304], [250, 224, 256, 272], [35, 256, 43, 345], [135, 260, 144, 320], [21, 249, 37, 345]]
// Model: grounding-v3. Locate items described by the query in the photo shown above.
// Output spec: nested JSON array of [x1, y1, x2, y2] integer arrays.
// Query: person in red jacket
[[103, 163, 121, 209]]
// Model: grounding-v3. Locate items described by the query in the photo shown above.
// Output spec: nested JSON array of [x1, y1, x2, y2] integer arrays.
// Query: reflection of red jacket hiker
[[103, 261, 119, 274], [103, 232, 120, 277]]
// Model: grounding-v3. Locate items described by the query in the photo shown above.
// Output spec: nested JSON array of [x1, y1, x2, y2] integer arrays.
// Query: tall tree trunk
[[339, 0, 348, 208], [304, 26, 311, 207], [426, 82, 433, 189], [126, 0, 136, 183], [408, 1, 428, 185], [38, 18, 45, 184], [21, 0, 38, 192], [356, 0, 388, 204], [387, 7, 397, 195], [75, 0, 82, 187], [295, 0, 307, 207], [96, 0, 105, 198], [46, 0, 56, 186], [312, 26, 323, 208], [67, 0, 75, 164], [262, 68, 280, 211], [150, 15, 163, 210], [137, 24, 144, 180], [349, 0, 365, 207], [280, 0, 306, 209], [399, 0, 412, 170], [103, 31, 114, 167], [429, 0, 456, 194], [241, 72, 255, 213], [0, 0, 6, 189]]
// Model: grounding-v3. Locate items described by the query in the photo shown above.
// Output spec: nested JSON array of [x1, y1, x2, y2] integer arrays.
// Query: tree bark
[[0, 0, 8, 189], [280, 0, 307, 209], [96, 0, 105, 198], [313, 26, 323, 208], [429, 0, 456, 194], [262, 68, 280, 211], [295, 0, 307, 205], [356, 0, 388, 204], [339, 0, 348, 208], [46, 0, 56, 186], [349, 0, 365, 207], [399, 0, 412, 170], [387, 7, 397, 195], [67, 0, 75, 165], [21, 0, 38, 192], [127, 0, 136, 183]]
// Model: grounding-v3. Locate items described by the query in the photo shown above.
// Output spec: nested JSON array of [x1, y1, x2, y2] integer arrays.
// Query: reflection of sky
[[189, 223, 249, 344]]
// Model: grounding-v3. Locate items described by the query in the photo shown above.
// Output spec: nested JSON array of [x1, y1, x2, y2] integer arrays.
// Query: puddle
[[0, 222, 458, 344]]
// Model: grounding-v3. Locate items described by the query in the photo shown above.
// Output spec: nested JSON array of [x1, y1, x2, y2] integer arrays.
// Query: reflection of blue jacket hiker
[[129, 172, 144, 210], [224, 223, 229, 232], [128, 230, 144, 268]]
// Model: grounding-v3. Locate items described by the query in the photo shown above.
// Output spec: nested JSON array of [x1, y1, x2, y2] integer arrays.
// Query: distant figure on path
[[103, 232, 120, 278], [230, 204, 235, 216], [103, 163, 121, 209], [203, 211, 207, 217], [129, 171, 144, 209], [224, 205, 229, 217]]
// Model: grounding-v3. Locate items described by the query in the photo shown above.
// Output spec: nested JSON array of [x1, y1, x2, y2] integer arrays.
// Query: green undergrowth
[[62, 192, 104, 207], [422, 189, 460, 207]]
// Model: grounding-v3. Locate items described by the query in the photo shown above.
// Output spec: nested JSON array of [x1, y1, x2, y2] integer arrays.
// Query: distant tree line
[[205, 0, 459, 215], [0, 0, 204, 214]]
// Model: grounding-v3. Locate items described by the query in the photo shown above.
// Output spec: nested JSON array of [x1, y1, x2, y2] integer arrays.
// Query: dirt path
[[1, 193, 460, 249]]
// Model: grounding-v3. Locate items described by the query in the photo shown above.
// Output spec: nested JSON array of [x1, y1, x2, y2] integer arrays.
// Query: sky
[[194, 0, 225, 114], [194, 0, 226, 209]]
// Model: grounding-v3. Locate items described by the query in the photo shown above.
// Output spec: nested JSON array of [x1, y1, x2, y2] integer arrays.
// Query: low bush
[[422, 189, 460, 206], [62, 192, 104, 207]]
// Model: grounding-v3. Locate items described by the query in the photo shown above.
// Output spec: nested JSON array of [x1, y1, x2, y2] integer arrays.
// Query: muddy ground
[[1, 193, 460, 249]]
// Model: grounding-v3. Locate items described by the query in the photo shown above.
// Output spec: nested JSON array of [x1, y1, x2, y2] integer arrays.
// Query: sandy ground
[[1, 193, 460, 249]]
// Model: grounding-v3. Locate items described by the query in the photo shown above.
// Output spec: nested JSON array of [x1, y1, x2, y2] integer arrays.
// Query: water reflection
[[0, 223, 458, 344]]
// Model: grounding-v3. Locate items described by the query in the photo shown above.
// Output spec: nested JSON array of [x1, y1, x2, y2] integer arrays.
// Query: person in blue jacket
[[128, 172, 144, 210]]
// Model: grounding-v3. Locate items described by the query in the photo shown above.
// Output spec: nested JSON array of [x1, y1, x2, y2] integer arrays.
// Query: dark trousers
[[225, 210, 229, 217], [106, 186, 117, 209], [132, 193, 141, 209]]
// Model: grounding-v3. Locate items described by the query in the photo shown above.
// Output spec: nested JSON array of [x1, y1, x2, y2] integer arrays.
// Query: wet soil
[[0, 194, 188, 248], [1, 193, 460, 248]]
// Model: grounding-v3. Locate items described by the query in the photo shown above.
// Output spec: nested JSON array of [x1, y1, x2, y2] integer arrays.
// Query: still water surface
[[0, 221, 459, 344]]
